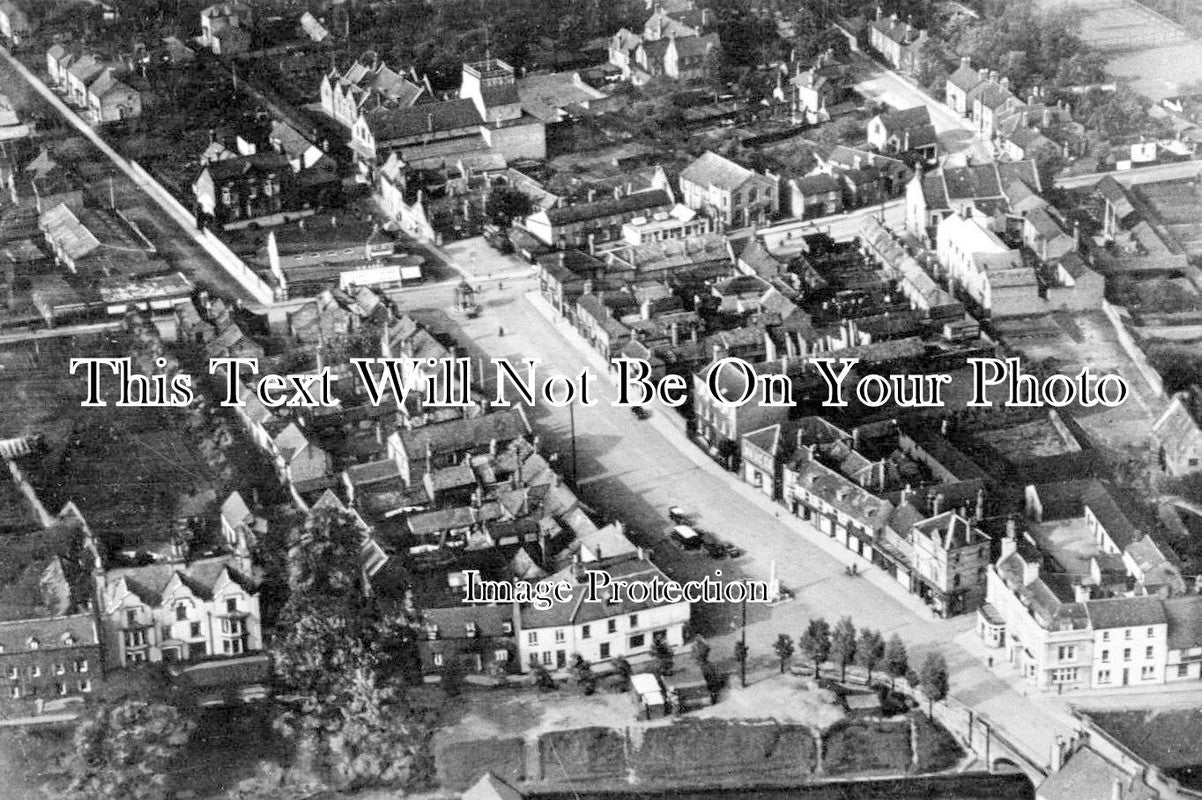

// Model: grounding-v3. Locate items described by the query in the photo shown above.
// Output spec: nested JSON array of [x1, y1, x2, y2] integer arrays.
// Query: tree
[[66, 698, 196, 800], [286, 509, 370, 603], [830, 617, 857, 682], [854, 629, 886, 683], [701, 662, 726, 703], [531, 662, 556, 692], [692, 637, 711, 667], [773, 634, 795, 674], [798, 618, 831, 678], [918, 652, 950, 715], [651, 639, 675, 676], [571, 656, 597, 695], [613, 656, 633, 691], [484, 186, 534, 228], [324, 669, 416, 791], [439, 657, 465, 697], [733, 640, 749, 688], [269, 598, 375, 699], [883, 634, 909, 688]]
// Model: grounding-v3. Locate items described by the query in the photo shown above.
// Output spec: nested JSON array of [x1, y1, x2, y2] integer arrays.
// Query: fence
[[1101, 299, 1166, 399], [0, 45, 276, 306]]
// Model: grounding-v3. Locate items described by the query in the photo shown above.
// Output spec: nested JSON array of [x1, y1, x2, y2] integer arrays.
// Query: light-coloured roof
[[680, 151, 754, 192]]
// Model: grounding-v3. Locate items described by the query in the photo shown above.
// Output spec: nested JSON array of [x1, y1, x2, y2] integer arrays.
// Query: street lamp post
[[739, 596, 748, 688]]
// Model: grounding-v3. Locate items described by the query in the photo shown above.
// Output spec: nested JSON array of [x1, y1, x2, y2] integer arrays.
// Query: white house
[[517, 556, 690, 671]]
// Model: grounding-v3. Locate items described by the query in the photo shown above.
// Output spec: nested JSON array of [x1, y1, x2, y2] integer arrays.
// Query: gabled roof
[[877, 105, 931, 132], [948, 62, 985, 92], [396, 408, 531, 458], [543, 189, 672, 226], [363, 98, 482, 142], [680, 151, 754, 192], [1085, 596, 1165, 630]]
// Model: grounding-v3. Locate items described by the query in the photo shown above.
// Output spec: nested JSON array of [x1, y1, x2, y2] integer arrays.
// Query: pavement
[[1054, 159, 1202, 190], [0, 47, 263, 306], [387, 270, 1079, 769], [849, 56, 993, 165]]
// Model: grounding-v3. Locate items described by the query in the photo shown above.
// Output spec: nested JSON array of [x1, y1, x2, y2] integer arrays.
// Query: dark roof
[[1082, 483, 1139, 550], [544, 189, 671, 225], [202, 152, 290, 183], [1085, 596, 1166, 630], [948, 63, 985, 92], [794, 173, 841, 195], [396, 408, 531, 458], [364, 98, 483, 141], [878, 106, 931, 132]]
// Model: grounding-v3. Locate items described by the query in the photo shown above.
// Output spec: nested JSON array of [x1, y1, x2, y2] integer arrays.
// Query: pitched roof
[[543, 189, 671, 226], [1036, 748, 1156, 800], [948, 62, 985, 92], [363, 98, 482, 141], [1165, 595, 1202, 651], [1084, 596, 1166, 630], [105, 554, 258, 608], [878, 105, 931, 132], [680, 151, 754, 192], [396, 408, 531, 458], [0, 613, 98, 654]]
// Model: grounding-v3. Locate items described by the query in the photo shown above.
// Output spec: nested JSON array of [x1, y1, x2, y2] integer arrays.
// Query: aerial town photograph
[[0, 0, 1201, 797]]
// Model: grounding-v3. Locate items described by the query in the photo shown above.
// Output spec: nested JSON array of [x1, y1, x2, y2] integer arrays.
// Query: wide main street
[[387, 250, 1077, 769]]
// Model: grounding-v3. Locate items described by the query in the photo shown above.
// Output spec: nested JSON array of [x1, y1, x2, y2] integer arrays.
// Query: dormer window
[[226, 598, 237, 614], [60, 632, 75, 646], [465, 622, 478, 637], [425, 624, 439, 640], [27, 638, 39, 650], [126, 610, 137, 627], [501, 621, 513, 635]]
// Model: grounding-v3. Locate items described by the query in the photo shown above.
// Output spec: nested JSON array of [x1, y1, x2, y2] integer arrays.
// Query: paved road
[[851, 57, 992, 165], [1054, 159, 1202, 189], [0, 47, 261, 305], [387, 274, 1078, 769]]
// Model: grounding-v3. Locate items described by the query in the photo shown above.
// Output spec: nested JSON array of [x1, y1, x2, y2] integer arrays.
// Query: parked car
[[668, 525, 702, 549], [700, 532, 728, 559], [668, 506, 691, 523], [631, 405, 650, 420]]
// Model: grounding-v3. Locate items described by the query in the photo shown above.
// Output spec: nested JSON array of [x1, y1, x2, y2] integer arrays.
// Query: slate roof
[[1165, 595, 1202, 651], [878, 105, 931, 132], [396, 408, 531, 458], [0, 613, 98, 654], [364, 98, 483, 142], [1036, 748, 1156, 800], [948, 62, 985, 92], [1084, 596, 1166, 630], [680, 151, 754, 192], [794, 173, 841, 196], [106, 555, 259, 608], [520, 557, 683, 628], [544, 189, 671, 225]]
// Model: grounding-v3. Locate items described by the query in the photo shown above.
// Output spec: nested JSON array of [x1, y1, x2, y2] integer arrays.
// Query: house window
[[1101, 650, 1109, 663], [541, 651, 552, 665], [1102, 631, 1110, 642], [26, 638, 38, 651], [54, 664, 64, 676], [582, 625, 591, 640], [162, 626, 172, 642], [495, 650, 509, 663], [1179, 664, 1190, 678], [29, 665, 40, 678], [78, 680, 91, 692], [1050, 667, 1078, 683], [1145, 646, 1154, 660], [6, 666, 16, 680], [74, 660, 88, 674], [1140, 666, 1155, 680], [176, 605, 188, 621], [56, 682, 67, 697], [1097, 669, 1110, 684], [190, 623, 201, 638], [127, 650, 147, 663], [226, 598, 238, 614], [629, 614, 639, 629], [1124, 629, 1132, 640], [608, 620, 617, 634], [464, 622, 478, 637], [554, 629, 565, 644], [222, 638, 244, 655], [124, 629, 148, 649], [126, 610, 137, 627], [1146, 627, 1155, 637], [8, 686, 17, 699], [629, 633, 646, 649], [1123, 648, 1132, 661], [600, 642, 611, 659], [432, 653, 444, 667], [1057, 646, 1076, 661], [527, 632, 538, 646], [220, 618, 244, 636]]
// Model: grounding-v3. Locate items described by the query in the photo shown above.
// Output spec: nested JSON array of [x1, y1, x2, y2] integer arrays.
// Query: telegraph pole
[[568, 400, 578, 484]]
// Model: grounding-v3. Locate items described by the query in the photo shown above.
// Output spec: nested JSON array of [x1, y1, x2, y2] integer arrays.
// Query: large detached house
[[1153, 392, 1202, 477], [320, 56, 427, 129], [97, 543, 262, 666], [868, 12, 926, 75], [679, 151, 779, 228]]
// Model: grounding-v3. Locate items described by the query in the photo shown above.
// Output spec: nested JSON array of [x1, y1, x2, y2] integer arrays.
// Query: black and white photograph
[[0, 0, 1199, 797]]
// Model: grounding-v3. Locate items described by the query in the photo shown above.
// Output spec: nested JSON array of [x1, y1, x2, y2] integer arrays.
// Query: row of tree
[[768, 617, 950, 709]]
